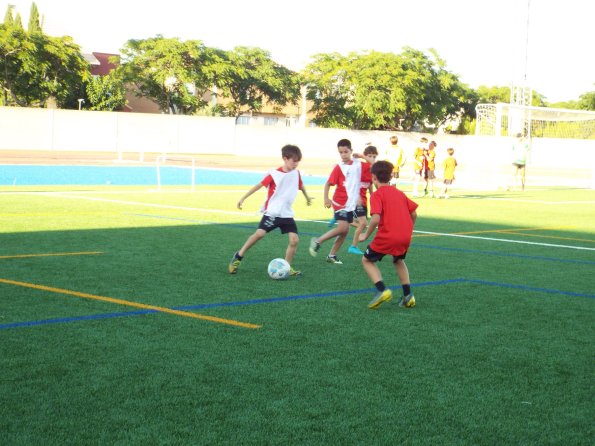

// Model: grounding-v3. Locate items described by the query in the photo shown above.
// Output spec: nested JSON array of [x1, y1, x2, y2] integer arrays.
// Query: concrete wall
[[1, 106, 593, 188]]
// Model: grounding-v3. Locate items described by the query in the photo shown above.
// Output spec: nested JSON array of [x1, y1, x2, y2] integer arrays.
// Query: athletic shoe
[[327, 217, 337, 227], [399, 294, 416, 308], [326, 255, 343, 264], [368, 289, 393, 309], [309, 238, 320, 257], [347, 245, 364, 255], [289, 268, 302, 276], [228, 252, 241, 274]]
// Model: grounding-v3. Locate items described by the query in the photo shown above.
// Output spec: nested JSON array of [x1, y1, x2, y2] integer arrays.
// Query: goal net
[[476, 103, 595, 139]]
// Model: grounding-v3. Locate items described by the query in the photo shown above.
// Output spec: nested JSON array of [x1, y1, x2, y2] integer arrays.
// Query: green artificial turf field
[[1, 185, 593, 445]]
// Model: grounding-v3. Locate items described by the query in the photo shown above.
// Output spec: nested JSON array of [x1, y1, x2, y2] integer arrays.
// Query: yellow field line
[[0, 251, 103, 259], [0, 278, 261, 330]]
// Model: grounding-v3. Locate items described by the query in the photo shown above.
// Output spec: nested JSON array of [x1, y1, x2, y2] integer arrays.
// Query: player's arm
[[323, 181, 332, 208], [359, 214, 380, 241], [410, 210, 417, 225], [300, 185, 313, 206], [237, 183, 264, 209]]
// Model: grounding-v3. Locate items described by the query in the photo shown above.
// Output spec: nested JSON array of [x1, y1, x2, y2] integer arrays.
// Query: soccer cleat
[[327, 217, 337, 227], [228, 252, 242, 274], [368, 289, 393, 309], [399, 294, 416, 308], [289, 268, 302, 276], [347, 245, 364, 255], [309, 238, 321, 257], [326, 255, 343, 265]]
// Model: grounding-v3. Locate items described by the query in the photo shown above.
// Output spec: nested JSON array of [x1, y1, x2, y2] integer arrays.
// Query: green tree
[[577, 90, 595, 110], [213, 46, 301, 117], [86, 71, 127, 111], [302, 48, 473, 131], [119, 36, 210, 115], [3, 4, 14, 26], [28, 2, 42, 34]]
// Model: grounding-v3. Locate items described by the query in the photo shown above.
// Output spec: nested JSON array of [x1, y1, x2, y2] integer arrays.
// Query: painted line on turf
[[30, 192, 250, 217], [0, 251, 102, 260], [463, 279, 595, 299], [0, 279, 465, 330], [413, 230, 595, 251], [127, 213, 595, 263], [0, 278, 261, 329], [499, 231, 595, 244], [411, 243, 595, 265]]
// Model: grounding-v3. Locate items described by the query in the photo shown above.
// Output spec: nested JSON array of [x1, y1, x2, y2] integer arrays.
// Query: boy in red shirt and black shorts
[[309, 138, 361, 264], [358, 160, 418, 309]]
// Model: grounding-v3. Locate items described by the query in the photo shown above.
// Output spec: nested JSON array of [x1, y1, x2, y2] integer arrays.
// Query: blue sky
[[3, 0, 593, 102]]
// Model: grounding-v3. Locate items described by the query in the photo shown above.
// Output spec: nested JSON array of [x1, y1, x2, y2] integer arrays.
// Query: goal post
[[476, 103, 595, 139], [156, 155, 196, 191]]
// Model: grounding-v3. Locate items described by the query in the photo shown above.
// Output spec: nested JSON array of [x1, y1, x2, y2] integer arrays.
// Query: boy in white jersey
[[229, 145, 312, 276], [309, 138, 362, 265]]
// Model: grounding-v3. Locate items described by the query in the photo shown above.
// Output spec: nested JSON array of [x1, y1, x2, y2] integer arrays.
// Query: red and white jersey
[[328, 159, 362, 212], [260, 167, 303, 218]]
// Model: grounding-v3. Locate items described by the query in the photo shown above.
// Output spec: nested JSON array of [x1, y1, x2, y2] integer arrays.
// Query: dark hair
[[364, 145, 378, 155], [420, 137, 428, 143], [371, 160, 393, 183], [337, 138, 352, 150], [447, 148, 455, 155], [390, 135, 398, 143], [281, 144, 302, 161], [429, 140, 437, 148]]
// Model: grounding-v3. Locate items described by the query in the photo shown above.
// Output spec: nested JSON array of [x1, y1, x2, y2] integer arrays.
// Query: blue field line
[[176, 278, 467, 311], [411, 243, 595, 265], [2, 277, 592, 331], [464, 279, 595, 299], [0, 279, 464, 330], [0, 309, 154, 330]]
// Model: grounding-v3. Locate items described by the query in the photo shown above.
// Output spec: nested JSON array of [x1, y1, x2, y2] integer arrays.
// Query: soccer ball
[[267, 258, 290, 280]]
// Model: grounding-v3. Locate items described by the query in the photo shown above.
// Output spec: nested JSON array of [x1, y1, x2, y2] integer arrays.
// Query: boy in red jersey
[[309, 138, 362, 264], [347, 145, 378, 255], [359, 160, 418, 309], [229, 144, 312, 276]]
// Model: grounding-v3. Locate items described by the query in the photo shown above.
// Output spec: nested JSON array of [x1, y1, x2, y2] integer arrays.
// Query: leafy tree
[[212, 46, 301, 117], [28, 2, 42, 34], [119, 36, 210, 115], [577, 90, 595, 110], [3, 4, 14, 26], [303, 48, 473, 131], [86, 71, 126, 111]]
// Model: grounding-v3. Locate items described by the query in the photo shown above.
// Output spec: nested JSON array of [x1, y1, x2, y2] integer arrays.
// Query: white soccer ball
[[267, 258, 290, 280]]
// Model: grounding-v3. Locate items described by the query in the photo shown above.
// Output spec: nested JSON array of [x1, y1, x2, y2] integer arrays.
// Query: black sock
[[402, 284, 411, 296], [235, 252, 243, 260], [375, 281, 385, 292]]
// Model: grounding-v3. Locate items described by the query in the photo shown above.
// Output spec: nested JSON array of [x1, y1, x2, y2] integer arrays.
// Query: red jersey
[[327, 160, 361, 211], [369, 185, 418, 256], [359, 163, 372, 204]]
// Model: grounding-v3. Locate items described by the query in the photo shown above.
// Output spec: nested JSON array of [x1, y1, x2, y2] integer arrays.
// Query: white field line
[[25, 192, 595, 252], [481, 197, 595, 205], [414, 230, 595, 251]]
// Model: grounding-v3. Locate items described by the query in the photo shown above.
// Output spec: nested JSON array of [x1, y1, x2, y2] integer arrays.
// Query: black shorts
[[392, 171, 400, 179], [363, 245, 407, 263], [353, 204, 367, 218], [513, 163, 526, 169], [443, 179, 453, 185], [334, 209, 354, 224], [424, 170, 436, 180], [258, 215, 298, 234]]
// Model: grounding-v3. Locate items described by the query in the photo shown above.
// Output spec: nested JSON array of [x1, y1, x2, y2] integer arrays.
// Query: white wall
[[1, 106, 593, 188]]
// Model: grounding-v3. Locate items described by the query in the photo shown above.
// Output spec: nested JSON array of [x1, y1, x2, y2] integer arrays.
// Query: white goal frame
[[156, 155, 196, 191]]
